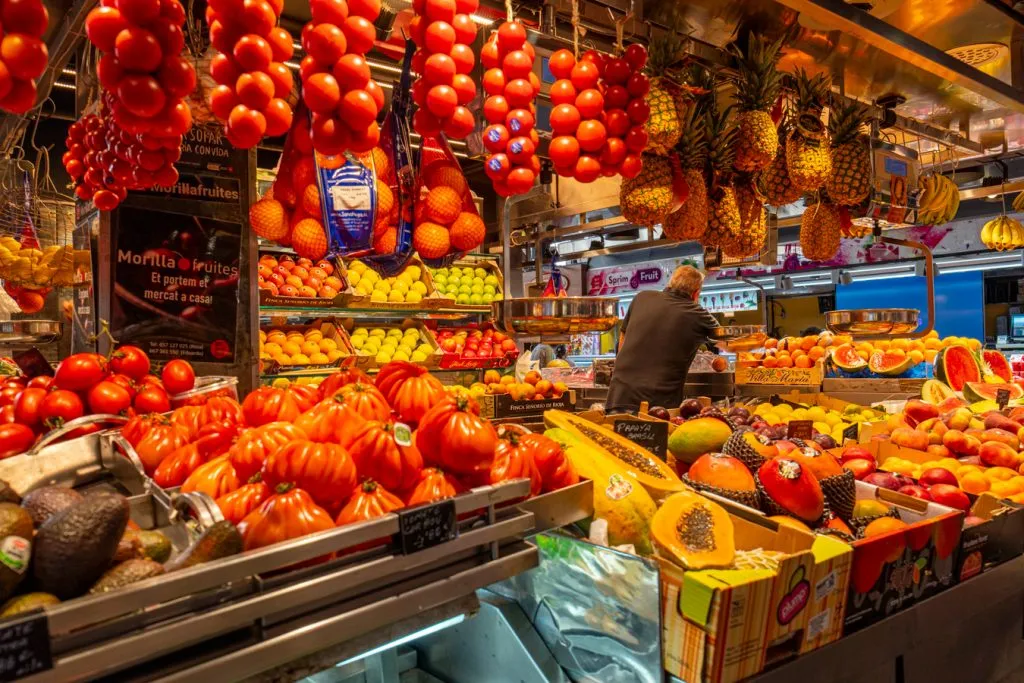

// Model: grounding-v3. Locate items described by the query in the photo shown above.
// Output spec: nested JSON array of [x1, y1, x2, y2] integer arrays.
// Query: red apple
[[918, 468, 958, 488], [463, 349, 477, 358], [863, 471, 903, 491], [898, 484, 933, 501], [842, 458, 876, 480], [442, 339, 457, 352], [840, 445, 875, 464], [928, 484, 970, 511]]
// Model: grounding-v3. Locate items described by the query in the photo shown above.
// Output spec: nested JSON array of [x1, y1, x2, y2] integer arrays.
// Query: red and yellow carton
[[659, 507, 852, 683]]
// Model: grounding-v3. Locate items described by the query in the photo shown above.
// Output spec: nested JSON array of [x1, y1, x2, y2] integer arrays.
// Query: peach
[[937, 396, 968, 413], [944, 408, 973, 432], [984, 466, 1018, 482], [891, 427, 930, 452], [917, 417, 939, 433], [942, 429, 977, 456], [904, 400, 940, 426], [926, 444, 951, 459], [959, 471, 990, 494], [981, 428, 1020, 451], [931, 421, 949, 440], [979, 441, 1020, 469], [985, 413, 1023, 433]]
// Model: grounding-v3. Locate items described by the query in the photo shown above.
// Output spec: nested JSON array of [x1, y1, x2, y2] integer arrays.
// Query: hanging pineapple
[[825, 97, 872, 206], [663, 67, 711, 241], [731, 33, 785, 173], [643, 35, 686, 154], [800, 199, 842, 261], [702, 96, 740, 249], [728, 179, 768, 258], [620, 154, 675, 227], [786, 69, 832, 192], [762, 116, 802, 206]]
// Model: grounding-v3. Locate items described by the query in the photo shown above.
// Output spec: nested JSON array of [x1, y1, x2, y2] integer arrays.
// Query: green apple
[[469, 293, 483, 305], [471, 284, 484, 295], [448, 275, 461, 286], [484, 275, 499, 287], [457, 292, 471, 304], [482, 293, 494, 303], [458, 284, 472, 294], [433, 273, 447, 286], [483, 284, 496, 295], [474, 267, 487, 279]]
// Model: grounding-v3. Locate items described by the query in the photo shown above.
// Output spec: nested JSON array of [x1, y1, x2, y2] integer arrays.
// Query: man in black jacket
[[606, 265, 720, 413]]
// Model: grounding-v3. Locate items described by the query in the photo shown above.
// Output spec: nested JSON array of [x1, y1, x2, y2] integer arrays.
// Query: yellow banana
[[1014, 191, 1024, 213]]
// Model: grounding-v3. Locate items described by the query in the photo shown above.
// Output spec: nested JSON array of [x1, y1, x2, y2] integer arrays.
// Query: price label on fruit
[[787, 420, 814, 440], [614, 419, 669, 461], [0, 609, 51, 680], [396, 499, 457, 554]]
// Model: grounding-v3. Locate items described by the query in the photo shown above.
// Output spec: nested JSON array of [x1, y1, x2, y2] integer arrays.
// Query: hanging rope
[[505, 0, 513, 24], [571, 0, 579, 59]]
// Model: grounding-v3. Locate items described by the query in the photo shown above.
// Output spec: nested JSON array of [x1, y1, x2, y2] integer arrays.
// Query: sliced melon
[[935, 345, 982, 392], [962, 382, 1024, 404], [868, 349, 913, 377], [921, 379, 955, 405], [831, 343, 868, 372], [544, 410, 686, 498]]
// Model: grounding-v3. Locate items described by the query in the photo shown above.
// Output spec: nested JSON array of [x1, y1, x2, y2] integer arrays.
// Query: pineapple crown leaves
[[705, 95, 738, 185], [728, 32, 786, 114], [791, 68, 831, 115], [645, 31, 690, 81], [828, 96, 873, 148], [674, 64, 715, 168]]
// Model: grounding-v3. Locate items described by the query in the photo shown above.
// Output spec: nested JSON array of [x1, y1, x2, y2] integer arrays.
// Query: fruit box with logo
[[257, 253, 348, 308], [734, 360, 824, 387], [258, 319, 355, 374], [861, 440, 1024, 584], [841, 480, 963, 634], [433, 324, 519, 369], [430, 259, 504, 310], [659, 508, 852, 683], [478, 390, 576, 419]]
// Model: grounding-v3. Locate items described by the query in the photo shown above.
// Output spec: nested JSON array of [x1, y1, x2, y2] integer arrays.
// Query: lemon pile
[[754, 402, 880, 444], [0, 238, 89, 287], [430, 265, 502, 306], [349, 326, 435, 365], [270, 376, 320, 389], [260, 327, 348, 366], [348, 261, 429, 304]]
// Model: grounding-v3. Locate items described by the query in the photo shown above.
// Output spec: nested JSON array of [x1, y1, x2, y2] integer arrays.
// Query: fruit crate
[[341, 255, 448, 309], [433, 324, 520, 369], [429, 259, 504, 311], [257, 252, 348, 309], [334, 318, 443, 370], [478, 390, 576, 419], [258, 319, 355, 373]]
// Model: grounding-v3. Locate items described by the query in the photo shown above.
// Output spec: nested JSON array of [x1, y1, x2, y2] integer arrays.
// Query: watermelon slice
[[935, 345, 982, 392], [963, 382, 1024, 403], [982, 349, 1012, 383]]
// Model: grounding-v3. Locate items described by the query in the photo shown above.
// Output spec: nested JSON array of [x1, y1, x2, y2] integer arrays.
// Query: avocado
[[114, 529, 172, 564], [0, 504, 34, 601], [90, 559, 164, 594], [33, 493, 130, 600], [0, 593, 59, 617], [21, 486, 83, 527], [165, 521, 243, 572], [0, 480, 20, 505]]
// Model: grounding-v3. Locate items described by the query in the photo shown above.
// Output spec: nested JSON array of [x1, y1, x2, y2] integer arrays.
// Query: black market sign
[[787, 420, 814, 440], [0, 610, 51, 680], [135, 173, 241, 204], [396, 499, 457, 554], [614, 418, 669, 461]]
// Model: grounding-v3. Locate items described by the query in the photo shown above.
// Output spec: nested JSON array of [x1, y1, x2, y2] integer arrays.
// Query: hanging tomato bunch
[[481, 21, 540, 196], [299, 0, 384, 154], [84, 0, 195, 142], [0, 0, 49, 113], [546, 46, 647, 183], [409, 0, 477, 139], [204, 0, 293, 148]]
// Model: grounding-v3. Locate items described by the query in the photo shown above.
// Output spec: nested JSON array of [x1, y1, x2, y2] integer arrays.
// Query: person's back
[[606, 288, 718, 412]]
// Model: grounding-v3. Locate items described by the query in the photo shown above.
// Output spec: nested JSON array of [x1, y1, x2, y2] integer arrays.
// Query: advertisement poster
[[110, 206, 241, 362], [700, 289, 759, 314], [587, 257, 701, 296]]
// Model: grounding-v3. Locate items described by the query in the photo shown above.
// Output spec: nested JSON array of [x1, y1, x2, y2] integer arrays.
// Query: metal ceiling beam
[[771, 0, 1024, 114]]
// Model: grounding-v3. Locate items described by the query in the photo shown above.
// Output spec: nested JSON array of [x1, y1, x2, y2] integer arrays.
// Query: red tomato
[[139, 373, 164, 389], [85, 6, 128, 53], [161, 359, 196, 395], [12, 387, 46, 430], [87, 380, 134, 415], [54, 353, 108, 391], [0, 424, 34, 458], [623, 43, 647, 70], [548, 49, 575, 80], [39, 389, 85, 429], [0, 385, 21, 408], [114, 26, 164, 73], [0, 405, 14, 425], [135, 385, 171, 413], [26, 375, 54, 390], [110, 345, 151, 379], [107, 373, 138, 398]]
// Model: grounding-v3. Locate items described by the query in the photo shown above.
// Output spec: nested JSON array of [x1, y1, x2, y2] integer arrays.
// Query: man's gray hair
[[666, 265, 705, 297]]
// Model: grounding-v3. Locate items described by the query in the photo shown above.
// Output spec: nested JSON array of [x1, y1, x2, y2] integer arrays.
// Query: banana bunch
[[917, 173, 960, 225], [0, 237, 88, 287], [1013, 191, 1024, 213], [980, 215, 1024, 251]]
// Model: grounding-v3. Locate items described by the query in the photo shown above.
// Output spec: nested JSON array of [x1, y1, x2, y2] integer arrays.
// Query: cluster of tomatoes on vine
[[0, 0, 50, 114], [0, 348, 196, 459]]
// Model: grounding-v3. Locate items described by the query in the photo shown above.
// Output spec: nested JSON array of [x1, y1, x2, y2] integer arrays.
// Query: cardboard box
[[660, 508, 852, 683], [258, 253, 347, 308], [841, 480, 963, 634], [342, 255, 448, 309], [258, 319, 355, 374], [735, 361, 823, 386], [430, 258, 504, 310], [333, 318, 444, 370], [478, 390, 576, 419]]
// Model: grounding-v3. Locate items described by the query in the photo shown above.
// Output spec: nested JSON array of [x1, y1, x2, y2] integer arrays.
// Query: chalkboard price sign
[[787, 420, 814, 441], [0, 610, 51, 681], [396, 499, 457, 554], [842, 423, 859, 444], [997, 388, 1011, 410], [614, 419, 669, 461]]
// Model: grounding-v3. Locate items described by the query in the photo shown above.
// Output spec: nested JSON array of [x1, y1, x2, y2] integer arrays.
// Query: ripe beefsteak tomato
[[293, 400, 365, 445], [169, 405, 202, 439], [519, 433, 578, 492], [242, 385, 318, 426], [197, 395, 244, 427], [133, 418, 190, 474], [346, 420, 423, 492], [335, 479, 404, 551], [374, 361, 446, 425], [153, 442, 206, 488], [262, 439, 357, 508], [405, 467, 461, 506], [237, 484, 335, 556], [317, 367, 372, 402], [0, 424, 35, 458], [330, 382, 391, 422], [229, 421, 306, 480], [215, 476, 272, 524], [490, 431, 542, 496], [181, 456, 241, 498], [417, 395, 497, 479]]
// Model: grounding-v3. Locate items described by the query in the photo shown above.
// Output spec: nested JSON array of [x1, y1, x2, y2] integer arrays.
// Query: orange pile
[[412, 162, 485, 259]]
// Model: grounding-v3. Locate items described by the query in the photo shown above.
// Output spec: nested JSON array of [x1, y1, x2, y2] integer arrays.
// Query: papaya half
[[544, 411, 685, 499], [651, 490, 735, 569]]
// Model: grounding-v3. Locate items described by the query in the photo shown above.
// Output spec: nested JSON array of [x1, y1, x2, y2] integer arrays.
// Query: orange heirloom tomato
[[490, 431, 542, 497], [237, 484, 335, 554], [181, 456, 241, 499], [347, 420, 424, 492], [519, 433, 578, 492], [335, 479, 404, 526], [197, 395, 244, 427], [417, 395, 497, 480], [329, 382, 391, 422], [405, 467, 461, 506], [317, 367, 373, 402], [169, 405, 202, 440], [375, 361, 446, 426], [241, 385, 318, 426], [153, 443, 206, 488], [229, 421, 306, 480], [215, 475, 272, 524], [262, 439, 358, 508], [293, 400, 366, 446], [133, 418, 191, 474]]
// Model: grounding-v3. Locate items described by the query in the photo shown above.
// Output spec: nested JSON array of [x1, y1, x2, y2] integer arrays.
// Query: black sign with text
[[842, 422, 859, 443], [997, 388, 1011, 410], [110, 206, 241, 363], [0, 610, 51, 680], [135, 173, 241, 204], [176, 125, 237, 174], [787, 420, 814, 440], [396, 499, 457, 554], [614, 419, 669, 461]]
